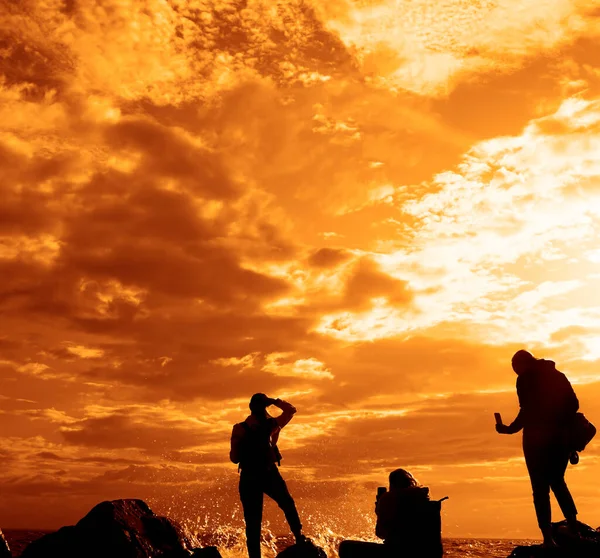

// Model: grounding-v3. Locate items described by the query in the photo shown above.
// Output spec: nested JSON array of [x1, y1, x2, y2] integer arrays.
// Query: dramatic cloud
[[3, 0, 600, 545]]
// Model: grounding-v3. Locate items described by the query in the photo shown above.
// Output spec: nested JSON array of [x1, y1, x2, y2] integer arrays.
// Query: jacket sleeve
[[229, 423, 245, 464], [375, 494, 393, 540], [561, 373, 579, 415], [507, 410, 524, 434], [273, 399, 297, 428], [507, 377, 526, 433]]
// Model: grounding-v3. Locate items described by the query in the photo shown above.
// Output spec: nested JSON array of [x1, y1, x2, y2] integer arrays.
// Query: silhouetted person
[[339, 469, 445, 558], [496, 350, 579, 547], [230, 393, 305, 558]]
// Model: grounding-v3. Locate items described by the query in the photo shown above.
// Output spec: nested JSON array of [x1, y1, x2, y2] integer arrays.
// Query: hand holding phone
[[494, 412, 503, 425]]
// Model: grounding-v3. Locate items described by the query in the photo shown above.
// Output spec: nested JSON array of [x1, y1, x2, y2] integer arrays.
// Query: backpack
[[569, 412, 596, 452], [403, 497, 447, 558], [391, 491, 447, 558], [238, 419, 282, 470]]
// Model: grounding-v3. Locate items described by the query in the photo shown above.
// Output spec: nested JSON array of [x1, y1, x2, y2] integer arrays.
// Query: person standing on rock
[[496, 350, 580, 547], [230, 393, 306, 558]]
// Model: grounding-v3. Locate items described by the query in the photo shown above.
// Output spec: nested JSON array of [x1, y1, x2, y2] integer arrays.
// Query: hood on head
[[535, 358, 557, 373]]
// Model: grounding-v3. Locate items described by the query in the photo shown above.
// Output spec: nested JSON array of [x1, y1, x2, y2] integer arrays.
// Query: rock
[[0, 529, 10, 558], [276, 538, 327, 558], [508, 546, 551, 558], [20, 527, 79, 558], [190, 547, 222, 557], [21, 499, 194, 558], [509, 520, 600, 558], [553, 520, 600, 553]]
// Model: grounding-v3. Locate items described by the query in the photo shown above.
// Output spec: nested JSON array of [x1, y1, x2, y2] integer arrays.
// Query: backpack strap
[[268, 418, 281, 466], [238, 422, 250, 472]]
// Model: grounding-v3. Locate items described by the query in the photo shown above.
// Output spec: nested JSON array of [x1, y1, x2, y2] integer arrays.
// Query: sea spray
[[148, 487, 535, 557]]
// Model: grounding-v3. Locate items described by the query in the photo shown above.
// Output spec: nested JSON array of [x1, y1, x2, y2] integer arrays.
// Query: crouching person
[[339, 469, 446, 558]]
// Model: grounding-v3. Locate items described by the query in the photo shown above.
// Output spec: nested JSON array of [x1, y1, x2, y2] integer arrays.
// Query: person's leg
[[263, 467, 303, 541], [524, 439, 554, 546], [240, 471, 265, 558], [548, 445, 578, 525], [339, 540, 390, 558]]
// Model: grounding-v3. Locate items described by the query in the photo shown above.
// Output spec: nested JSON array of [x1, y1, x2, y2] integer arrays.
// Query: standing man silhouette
[[230, 393, 305, 558], [496, 350, 579, 547]]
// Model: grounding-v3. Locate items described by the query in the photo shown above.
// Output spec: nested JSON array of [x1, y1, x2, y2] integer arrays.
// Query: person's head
[[249, 393, 271, 417], [389, 468, 419, 490], [511, 350, 537, 375]]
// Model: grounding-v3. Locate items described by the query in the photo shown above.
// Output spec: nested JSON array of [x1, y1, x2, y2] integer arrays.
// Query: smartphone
[[494, 412, 503, 425], [377, 486, 387, 498]]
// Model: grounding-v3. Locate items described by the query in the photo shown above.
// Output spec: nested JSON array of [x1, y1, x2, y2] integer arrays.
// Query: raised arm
[[504, 409, 524, 434], [271, 398, 297, 428], [497, 377, 526, 435], [375, 494, 394, 540]]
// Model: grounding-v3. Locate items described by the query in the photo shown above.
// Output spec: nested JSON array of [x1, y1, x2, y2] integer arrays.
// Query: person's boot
[[541, 526, 557, 548], [569, 451, 579, 465], [566, 516, 580, 537], [294, 532, 308, 545]]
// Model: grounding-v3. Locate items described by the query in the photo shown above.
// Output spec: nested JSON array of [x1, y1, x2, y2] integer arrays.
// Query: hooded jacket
[[507, 359, 579, 433], [229, 399, 296, 467]]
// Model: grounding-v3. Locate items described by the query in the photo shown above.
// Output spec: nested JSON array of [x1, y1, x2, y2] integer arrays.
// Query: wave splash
[[178, 523, 529, 558]]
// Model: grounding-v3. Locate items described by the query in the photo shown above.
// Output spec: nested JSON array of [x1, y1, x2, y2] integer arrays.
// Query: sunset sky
[[3, 0, 600, 543]]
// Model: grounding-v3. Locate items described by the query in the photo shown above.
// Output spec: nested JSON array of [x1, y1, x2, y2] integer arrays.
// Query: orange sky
[[2, 0, 600, 541]]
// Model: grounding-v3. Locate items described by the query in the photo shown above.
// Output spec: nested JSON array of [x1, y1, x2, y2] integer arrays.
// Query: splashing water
[[151, 487, 534, 558], [176, 521, 531, 558], [154, 484, 381, 558], [179, 519, 351, 558]]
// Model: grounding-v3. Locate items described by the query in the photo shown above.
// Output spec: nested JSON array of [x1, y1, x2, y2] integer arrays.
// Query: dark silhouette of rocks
[[190, 548, 223, 557], [0, 529, 10, 558], [19, 499, 221, 558], [276, 539, 327, 558], [509, 520, 600, 557]]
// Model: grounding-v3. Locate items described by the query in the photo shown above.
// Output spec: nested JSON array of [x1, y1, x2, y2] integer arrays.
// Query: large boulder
[[509, 520, 600, 558], [276, 539, 327, 558], [0, 529, 10, 558], [20, 499, 194, 558]]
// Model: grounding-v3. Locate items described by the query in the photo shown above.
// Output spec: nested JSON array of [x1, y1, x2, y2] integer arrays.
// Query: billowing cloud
[[3, 0, 600, 544], [314, 0, 600, 95]]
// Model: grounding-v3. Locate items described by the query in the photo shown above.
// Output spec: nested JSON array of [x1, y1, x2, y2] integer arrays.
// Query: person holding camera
[[230, 393, 306, 558], [339, 469, 445, 558], [496, 350, 580, 548]]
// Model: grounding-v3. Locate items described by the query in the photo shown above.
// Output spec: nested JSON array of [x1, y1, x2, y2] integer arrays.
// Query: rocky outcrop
[[0, 529, 10, 558], [190, 548, 222, 557], [276, 539, 327, 558], [509, 520, 600, 557], [20, 499, 220, 558]]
